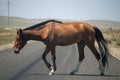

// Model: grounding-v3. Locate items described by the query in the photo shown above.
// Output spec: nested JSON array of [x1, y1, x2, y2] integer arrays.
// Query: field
[[0, 28, 15, 46], [103, 29, 120, 47]]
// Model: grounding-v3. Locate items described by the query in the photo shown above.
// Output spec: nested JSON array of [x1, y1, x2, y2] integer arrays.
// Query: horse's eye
[[17, 39, 19, 41], [17, 38, 22, 42]]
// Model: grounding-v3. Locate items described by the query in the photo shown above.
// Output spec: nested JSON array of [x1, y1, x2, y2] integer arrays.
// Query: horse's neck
[[23, 30, 43, 41]]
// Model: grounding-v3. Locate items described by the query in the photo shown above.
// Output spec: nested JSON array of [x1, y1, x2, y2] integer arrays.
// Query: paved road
[[0, 42, 120, 80]]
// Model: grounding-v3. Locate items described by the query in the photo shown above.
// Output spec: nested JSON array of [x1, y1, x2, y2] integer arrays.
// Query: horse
[[13, 20, 109, 75]]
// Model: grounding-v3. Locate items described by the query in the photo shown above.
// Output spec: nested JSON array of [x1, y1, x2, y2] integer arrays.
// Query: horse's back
[[54, 22, 94, 33], [50, 22, 95, 45]]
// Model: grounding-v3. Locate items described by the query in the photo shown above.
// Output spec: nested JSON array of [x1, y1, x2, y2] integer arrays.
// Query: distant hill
[[0, 16, 120, 29], [0, 16, 40, 28], [85, 20, 120, 29]]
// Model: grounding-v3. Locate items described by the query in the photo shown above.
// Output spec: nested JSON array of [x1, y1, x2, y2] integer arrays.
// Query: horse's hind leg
[[70, 42, 85, 75], [86, 40, 105, 75]]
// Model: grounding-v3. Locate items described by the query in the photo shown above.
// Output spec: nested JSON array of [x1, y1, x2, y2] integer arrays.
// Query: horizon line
[[0, 15, 120, 22]]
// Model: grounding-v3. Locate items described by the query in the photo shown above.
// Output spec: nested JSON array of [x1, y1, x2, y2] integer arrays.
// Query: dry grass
[[0, 28, 15, 46], [102, 29, 120, 48]]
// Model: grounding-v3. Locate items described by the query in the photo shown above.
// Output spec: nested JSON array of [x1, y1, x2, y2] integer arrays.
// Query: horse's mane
[[24, 20, 63, 30]]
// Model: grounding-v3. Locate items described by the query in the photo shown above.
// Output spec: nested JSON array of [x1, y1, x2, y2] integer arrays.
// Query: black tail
[[94, 27, 109, 67]]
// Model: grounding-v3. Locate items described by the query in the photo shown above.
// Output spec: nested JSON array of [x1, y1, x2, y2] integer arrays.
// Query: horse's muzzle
[[14, 51, 19, 54], [13, 49, 19, 54]]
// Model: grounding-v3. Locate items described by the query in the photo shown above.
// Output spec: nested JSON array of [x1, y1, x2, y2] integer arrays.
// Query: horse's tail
[[94, 27, 109, 67]]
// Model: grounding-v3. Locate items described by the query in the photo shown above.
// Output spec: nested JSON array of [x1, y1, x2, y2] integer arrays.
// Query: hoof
[[100, 73, 105, 76], [69, 72, 75, 75], [49, 72, 54, 75], [49, 67, 55, 75]]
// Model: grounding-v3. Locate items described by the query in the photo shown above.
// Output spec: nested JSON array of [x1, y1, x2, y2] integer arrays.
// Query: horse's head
[[13, 29, 27, 54]]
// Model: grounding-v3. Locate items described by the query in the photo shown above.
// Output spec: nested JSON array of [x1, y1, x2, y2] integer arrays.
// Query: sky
[[0, 0, 120, 21]]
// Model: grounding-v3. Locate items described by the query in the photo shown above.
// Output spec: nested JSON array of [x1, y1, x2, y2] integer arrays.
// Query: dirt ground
[[0, 43, 14, 51], [110, 47, 120, 60]]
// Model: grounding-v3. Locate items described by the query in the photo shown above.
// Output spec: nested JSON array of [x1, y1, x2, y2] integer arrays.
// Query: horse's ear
[[16, 28, 19, 34], [17, 28, 25, 40], [16, 28, 21, 34], [19, 29, 22, 34], [17, 28, 23, 35], [19, 29, 23, 36]]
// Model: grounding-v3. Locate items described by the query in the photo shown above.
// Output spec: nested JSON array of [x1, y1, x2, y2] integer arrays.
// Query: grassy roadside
[[102, 29, 120, 48], [0, 28, 15, 46], [0, 35, 15, 45]]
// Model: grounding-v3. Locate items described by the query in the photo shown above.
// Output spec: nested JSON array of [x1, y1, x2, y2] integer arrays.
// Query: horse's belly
[[56, 35, 81, 46]]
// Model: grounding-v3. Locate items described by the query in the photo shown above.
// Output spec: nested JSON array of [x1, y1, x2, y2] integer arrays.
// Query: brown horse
[[13, 20, 109, 75]]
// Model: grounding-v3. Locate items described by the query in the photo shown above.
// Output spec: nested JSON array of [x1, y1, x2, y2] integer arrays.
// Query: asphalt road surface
[[0, 42, 120, 80]]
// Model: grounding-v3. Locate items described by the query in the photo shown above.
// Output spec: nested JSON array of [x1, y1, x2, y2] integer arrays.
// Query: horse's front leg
[[42, 46, 52, 70], [49, 45, 56, 75]]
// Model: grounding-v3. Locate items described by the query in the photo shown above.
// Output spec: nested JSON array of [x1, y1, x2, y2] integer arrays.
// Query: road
[[0, 42, 120, 80]]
